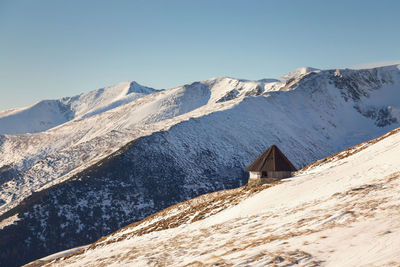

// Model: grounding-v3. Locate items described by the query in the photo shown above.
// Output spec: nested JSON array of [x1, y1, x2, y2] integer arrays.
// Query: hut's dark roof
[[245, 145, 297, 172]]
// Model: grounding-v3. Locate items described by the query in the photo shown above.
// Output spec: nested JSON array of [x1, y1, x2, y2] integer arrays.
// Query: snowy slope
[[0, 81, 157, 135], [278, 66, 320, 82], [42, 126, 400, 267], [1, 65, 400, 266]]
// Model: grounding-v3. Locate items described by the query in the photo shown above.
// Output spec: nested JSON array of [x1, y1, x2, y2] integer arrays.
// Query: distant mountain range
[[0, 81, 157, 135], [1, 65, 400, 266]]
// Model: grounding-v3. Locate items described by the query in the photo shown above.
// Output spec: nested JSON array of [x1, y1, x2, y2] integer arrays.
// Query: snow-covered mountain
[[29, 126, 400, 267], [278, 66, 320, 82], [0, 81, 157, 135], [1, 65, 400, 266]]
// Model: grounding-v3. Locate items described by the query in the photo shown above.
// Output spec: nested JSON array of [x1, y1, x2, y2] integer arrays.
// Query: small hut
[[245, 145, 297, 186]]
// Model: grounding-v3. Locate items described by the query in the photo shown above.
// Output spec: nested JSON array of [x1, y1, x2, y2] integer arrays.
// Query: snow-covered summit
[[62, 81, 157, 120], [0, 81, 157, 135], [279, 66, 320, 82]]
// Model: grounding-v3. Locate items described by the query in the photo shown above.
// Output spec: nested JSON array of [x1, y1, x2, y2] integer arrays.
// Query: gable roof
[[245, 145, 297, 172]]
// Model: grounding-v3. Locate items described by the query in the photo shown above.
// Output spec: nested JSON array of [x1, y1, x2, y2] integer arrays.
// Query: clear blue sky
[[1, 0, 400, 111]]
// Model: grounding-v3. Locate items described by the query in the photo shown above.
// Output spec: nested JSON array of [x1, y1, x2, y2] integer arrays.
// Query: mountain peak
[[127, 81, 158, 94], [279, 66, 320, 81]]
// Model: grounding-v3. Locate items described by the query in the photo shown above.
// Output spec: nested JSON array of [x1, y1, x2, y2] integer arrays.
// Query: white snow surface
[[1, 65, 400, 218], [0, 81, 157, 135], [43, 127, 400, 267], [278, 66, 320, 82]]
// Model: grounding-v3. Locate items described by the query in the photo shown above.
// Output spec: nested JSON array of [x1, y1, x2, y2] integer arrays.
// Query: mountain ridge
[[0, 81, 158, 135], [1, 65, 400, 266]]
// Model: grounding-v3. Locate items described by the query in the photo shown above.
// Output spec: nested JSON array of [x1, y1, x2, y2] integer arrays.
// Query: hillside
[[36, 126, 400, 266], [1, 65, 400, 266], [0, 81, 157, 135]]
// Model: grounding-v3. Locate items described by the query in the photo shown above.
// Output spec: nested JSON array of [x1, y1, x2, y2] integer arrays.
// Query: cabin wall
[[249, 172, 261, 179], [248, 172, 262, 187], [248, 171, 293, 186]]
